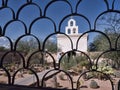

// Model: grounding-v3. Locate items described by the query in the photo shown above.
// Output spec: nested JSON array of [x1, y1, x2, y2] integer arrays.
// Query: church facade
[[57, 18, 88, 53]]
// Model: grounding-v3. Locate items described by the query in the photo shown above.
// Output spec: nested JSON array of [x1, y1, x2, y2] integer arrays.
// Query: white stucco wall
[[57, 34, 88, 53], [57, 34, 72, 52], [77, 34, 88, 52]]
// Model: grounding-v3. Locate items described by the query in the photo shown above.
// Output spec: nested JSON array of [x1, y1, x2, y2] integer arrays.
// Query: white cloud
[[0, 37, 10, 48]]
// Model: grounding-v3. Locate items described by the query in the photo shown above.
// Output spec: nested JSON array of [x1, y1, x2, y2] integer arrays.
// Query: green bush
[[61, 54, 89, 71]]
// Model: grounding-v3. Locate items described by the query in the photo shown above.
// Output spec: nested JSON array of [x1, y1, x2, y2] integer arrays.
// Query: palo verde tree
[[89, 12, 120, 69]]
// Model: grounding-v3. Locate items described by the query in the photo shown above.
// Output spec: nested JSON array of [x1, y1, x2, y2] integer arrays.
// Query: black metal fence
[[0, 0, 120, 90]]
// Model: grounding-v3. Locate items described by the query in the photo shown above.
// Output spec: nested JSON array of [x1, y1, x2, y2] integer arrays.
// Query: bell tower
[[57, 18, 88, 53], [65, 19, 78, 35]]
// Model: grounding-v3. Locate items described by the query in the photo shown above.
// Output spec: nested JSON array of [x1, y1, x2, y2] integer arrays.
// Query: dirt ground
[[0, 72, 119, 90], [44, 74, 119, 90]]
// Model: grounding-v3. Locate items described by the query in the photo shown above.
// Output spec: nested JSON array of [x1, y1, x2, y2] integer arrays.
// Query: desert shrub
[[61, 53, 89, 71], [114, 71, 120, 78]]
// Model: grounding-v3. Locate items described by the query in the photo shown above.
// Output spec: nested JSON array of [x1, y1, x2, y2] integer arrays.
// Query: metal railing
[[0, 0, 120, 90]]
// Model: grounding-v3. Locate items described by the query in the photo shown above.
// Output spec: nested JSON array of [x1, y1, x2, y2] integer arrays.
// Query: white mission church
[[57, 18, 88, 53]]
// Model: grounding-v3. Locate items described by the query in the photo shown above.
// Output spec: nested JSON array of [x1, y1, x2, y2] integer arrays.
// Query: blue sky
[[0, 0, 120, 48]]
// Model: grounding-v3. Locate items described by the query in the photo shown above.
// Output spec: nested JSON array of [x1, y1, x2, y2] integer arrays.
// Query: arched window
[[68, 29, 71, 34], [73, 28, 76, 33], [70, 21, 73, 26]]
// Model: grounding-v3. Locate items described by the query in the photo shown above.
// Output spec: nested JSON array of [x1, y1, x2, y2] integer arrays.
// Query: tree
[[17, 38, 38, 52], [45, 39, 57, 53], [90, 12, 120, 69], [89, 34, 110, 51], [17, 38, 57, 66], [0, 46, 6, 51]]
